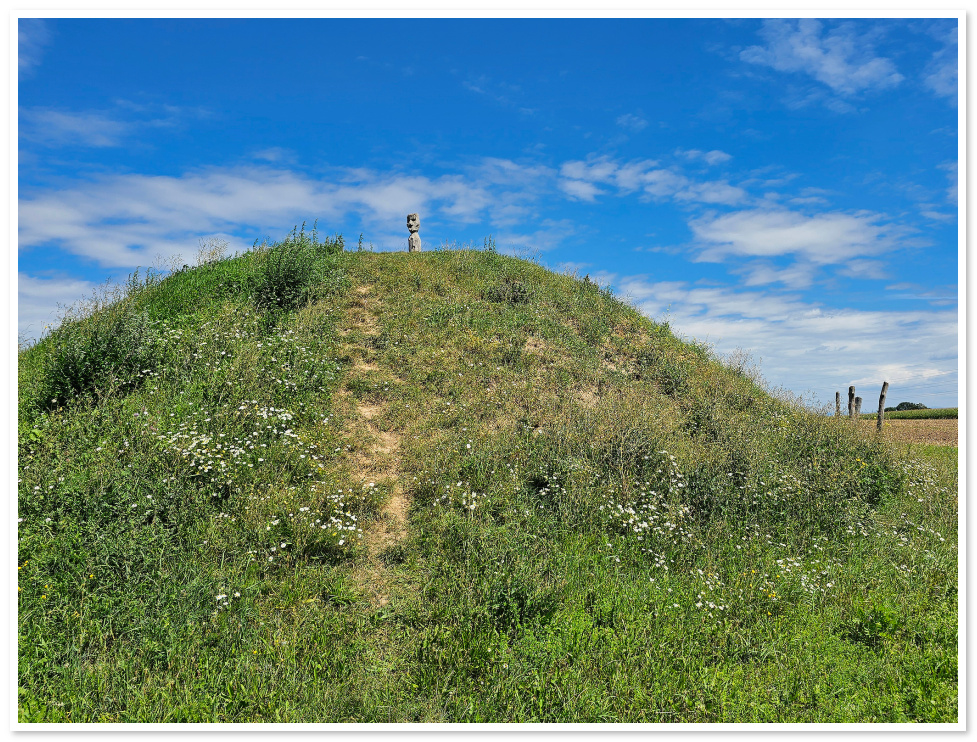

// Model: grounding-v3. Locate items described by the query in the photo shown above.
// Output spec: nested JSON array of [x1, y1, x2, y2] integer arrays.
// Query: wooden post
[[848, 386, 855, 418], [877, 381, 889, 431], [854, 397, 862, 416], [836, 391, 841, 416]]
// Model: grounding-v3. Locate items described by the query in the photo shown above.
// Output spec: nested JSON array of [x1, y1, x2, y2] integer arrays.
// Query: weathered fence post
[[848, 386, 855, 418], [854, 396, 862, 416], [836, 391, 841, 416], [877, 381, 889, 431]]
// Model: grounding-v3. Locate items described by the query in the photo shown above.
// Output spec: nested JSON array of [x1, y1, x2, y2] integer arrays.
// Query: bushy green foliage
[[253, 224, 344, 312], [896, 401, 928, 411], [636, 345, 692, 396], [484, 278, 531, 305], [29, 292, 160, 413]]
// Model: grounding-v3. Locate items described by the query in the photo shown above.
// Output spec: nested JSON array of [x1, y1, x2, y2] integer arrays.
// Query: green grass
[[862, 407, 957, 420], [861, 408, 958, 420], [18, 240, 958, 723]]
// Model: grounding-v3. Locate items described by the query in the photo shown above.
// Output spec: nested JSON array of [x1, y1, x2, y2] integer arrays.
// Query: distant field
[[860, 408, 957, 420], [858, 418, 958, 448]]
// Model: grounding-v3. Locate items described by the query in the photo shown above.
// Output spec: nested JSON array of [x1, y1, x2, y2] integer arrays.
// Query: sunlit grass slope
[[18, 234, 957, 722]]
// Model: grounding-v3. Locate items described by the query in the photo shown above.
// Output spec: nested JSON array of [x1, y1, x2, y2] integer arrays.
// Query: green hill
[[18, 233, 958, 723]]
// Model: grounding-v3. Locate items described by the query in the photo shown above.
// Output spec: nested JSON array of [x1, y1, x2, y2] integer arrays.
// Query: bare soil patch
[[354, 359, 379, 372], [574, 386, 598, 408]]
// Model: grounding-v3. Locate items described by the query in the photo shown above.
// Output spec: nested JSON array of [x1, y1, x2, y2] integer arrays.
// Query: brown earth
[[862, 418, 957, 447], [340, 284, 410, 607]]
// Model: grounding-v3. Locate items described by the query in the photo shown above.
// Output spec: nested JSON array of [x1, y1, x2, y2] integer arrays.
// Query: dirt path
[[341, 285, 409, 607]]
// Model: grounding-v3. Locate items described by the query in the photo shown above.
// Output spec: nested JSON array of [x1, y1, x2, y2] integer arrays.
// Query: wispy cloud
[[495, 219, 576, 254], [616, 113, 648, 132], [20, 102, 193, 149], [20, 108, 134, 148], [251, 147, 296, 163], [733, 260, 818, 289], [18, 163, 542, 269], [615, 275, 957, 407], [18, 273, 96, 343], [559, 155, 746, 205], [677, 148, 732, 166], [922, 22, 958, 103], [938, 161, 957, 203], [924, 60, 957, 101], [559, 179, 605, 202], [689, 208, 908, 265], [19, 19, 51, 75], [788, 195, 829, 206], [920, 208, 954, 223], [741, 19, 903, 98], [462, 75, 532, 113], [885, 281, 956, 307]]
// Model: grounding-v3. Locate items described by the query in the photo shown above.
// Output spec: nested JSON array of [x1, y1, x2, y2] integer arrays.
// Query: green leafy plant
[[484, 279, 531, 305], [253, 225, 343, 311], [34, 296, 160, 411]]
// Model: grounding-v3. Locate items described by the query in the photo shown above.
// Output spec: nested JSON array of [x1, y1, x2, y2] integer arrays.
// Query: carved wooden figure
[[407, 213, 422, 252]]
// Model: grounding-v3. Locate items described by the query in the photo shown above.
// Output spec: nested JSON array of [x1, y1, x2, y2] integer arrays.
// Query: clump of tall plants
[[253, 222, 345, 312], [27, 276, 163, 414]]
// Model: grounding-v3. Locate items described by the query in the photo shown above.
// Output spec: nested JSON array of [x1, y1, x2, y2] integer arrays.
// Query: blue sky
[[17, 16, 960, 408]]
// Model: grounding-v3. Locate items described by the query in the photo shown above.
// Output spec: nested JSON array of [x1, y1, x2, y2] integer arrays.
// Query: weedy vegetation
[[18, 232, 958, 723]]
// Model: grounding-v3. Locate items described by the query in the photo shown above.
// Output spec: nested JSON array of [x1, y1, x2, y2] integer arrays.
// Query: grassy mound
[[18, 237, 957, 722]]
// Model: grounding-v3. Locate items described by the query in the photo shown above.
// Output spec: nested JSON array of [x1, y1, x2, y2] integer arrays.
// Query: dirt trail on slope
[[341, 284, 409, 607]]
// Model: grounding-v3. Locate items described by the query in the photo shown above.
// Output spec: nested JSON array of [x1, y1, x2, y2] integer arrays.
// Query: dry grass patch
[[866, 418, 958, 447]]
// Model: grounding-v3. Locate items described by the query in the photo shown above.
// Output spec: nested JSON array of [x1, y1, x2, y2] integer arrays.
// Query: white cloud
[[884, 282, 956, 307], [782, 86, 858, 114], [18, 165, 511, 270], [677, 149, 733, 166], [616, 113, 648, 132], [835, 258, 889, 280], [18, 273, 96, 343], [920, 209, 954, 223], [559, 179, 604, 202], [690, 208, 904, 265], [674, 180, 746, 205], [938, 161, 957, 203], [495, 219, 576, 254], [559, 156, 745, 205], [741, 19, 903, 97], [20, 103, 191, 148], [788, 195, 829, 206], [923, 24, 958, 103], [560, 157, 624, 185], [251, 147, 296, 163], [614, 276, 957, 408], [924, 61, 957, 101], [19, 19, 50, 74], [18, 161, 561, 334], [472, 157, 555, 186], [461, 74, 528, 110], [735, 261, 817, 289], [20, 108, 133, 148]]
